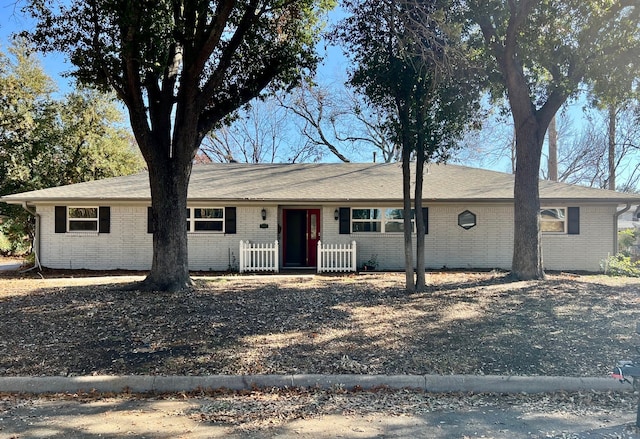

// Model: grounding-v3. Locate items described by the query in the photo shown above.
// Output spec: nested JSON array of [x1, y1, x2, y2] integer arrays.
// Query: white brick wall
[[542, 205, 615, 272], [320, 204, 513, 270], [425, 204, 514, 270], [39, 205, 152, 270], [36, 202, 617, 272], [188, 206, 277, 271], [321, 203, 615, 272], [39, 204, 278, 271]]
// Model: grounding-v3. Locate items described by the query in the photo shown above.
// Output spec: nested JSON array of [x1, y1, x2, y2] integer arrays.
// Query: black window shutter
[[147, 207, 154, 233], [568, 207, 580, 235], [99, 206, 110, 233], [55, 206, 66, 233], [339, 207, 350, 234], [422, 207, 429, 235], [225, 207, 236, 234]]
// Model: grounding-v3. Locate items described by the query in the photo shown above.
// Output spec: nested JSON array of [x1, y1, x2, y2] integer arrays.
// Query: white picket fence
[[239, 240, 279, 273], [317, 240, 357, 273]]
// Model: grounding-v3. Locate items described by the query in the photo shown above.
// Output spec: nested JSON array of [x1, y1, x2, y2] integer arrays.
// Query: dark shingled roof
[[3, 162, 640, 204]]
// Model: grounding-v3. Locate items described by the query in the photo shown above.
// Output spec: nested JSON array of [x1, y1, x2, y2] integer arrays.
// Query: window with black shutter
[[225, 207, 236, 234], [55, 206, 66, 233], [339, 207, 350, 234], [567, 207, 580, 235], [99, 207, 110, 233], [55, 206, 110, 233]]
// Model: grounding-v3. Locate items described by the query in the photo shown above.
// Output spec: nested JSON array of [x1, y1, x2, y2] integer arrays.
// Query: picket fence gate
[[239, 240, 279, 273], [317, 240, 357, 273]]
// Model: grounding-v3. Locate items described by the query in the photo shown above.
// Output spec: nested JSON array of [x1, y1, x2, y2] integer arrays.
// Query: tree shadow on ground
[[1, 272, 639, 377]]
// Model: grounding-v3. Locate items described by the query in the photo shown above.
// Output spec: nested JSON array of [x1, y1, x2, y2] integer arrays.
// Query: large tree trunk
[[396, 96, 415, 292], [414, 97, 427, 292], [414, 153, 426, 292], [140, 155, 193, 292], [402, 147, 415, 292], [478, 0, 569, 281], [511, 119, 546, 280], [498, 30, 558, 281]]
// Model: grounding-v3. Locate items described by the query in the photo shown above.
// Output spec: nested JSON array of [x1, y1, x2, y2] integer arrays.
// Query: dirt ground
[[1, 269, 640, 378], [3, 267, 640, 437]]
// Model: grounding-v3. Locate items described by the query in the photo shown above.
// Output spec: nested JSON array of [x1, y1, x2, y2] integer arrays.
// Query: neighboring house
[[617, 205, 640, 258], [617, 205, 640, 231], [2, 162, 640, 273]]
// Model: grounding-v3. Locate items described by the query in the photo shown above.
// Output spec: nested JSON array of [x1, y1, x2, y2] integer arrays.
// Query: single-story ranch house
[[3, 162, 640, 273]]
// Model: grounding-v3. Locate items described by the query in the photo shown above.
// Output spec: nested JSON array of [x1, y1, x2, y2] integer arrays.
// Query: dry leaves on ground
[[1, 270, 640, 378]]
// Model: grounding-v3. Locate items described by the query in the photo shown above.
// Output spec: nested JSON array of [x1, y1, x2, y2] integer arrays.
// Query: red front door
[[283, 209, 321, 267]]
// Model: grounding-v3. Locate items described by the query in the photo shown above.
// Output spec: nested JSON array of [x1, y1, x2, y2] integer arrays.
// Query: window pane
[[540, 207, 566, 233], [385, 209, 405, 220], [352, 222, 381, 232], [541, 208, 565, 220], [458, 211, 476, 229], [195, 208, 223, 219], [310, 213, 317, 239], [541, 221, 565, 232], [69, 208, 97, 219], [385, 221, 404, 233], [352, 209, 380, 220], [69, 220, 98, 231], [195, 221, 223, 231]]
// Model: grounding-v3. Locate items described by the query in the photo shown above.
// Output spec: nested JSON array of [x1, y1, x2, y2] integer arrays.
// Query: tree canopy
[[0, 40, 144, 254], [23, 0, 334, 290], [336, 0, 484, 291], [465, 0, 640, 279]]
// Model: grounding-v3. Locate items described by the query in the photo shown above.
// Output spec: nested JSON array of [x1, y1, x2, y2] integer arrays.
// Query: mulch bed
[[1, 270, 639, 378]]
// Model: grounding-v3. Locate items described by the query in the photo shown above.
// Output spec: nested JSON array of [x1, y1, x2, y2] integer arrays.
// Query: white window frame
[[540, 207, 567, 233], [67, 207, 99, 232], [351, 207, 416, 233], [187, 207, 225, 233]]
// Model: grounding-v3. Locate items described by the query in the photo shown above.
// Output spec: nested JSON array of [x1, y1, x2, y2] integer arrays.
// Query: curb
[[0, 374, 632, 395]]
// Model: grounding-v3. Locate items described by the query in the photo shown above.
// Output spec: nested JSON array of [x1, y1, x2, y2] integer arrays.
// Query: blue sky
[[1, 2, 635, 187], [0, 2, 349, 95], [0, 1, 74, 93], [0, 5, 573, 172]]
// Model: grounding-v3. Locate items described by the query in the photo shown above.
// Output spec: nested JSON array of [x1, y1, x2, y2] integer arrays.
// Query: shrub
[[601, 253, 640, 277], [618, 228, 640, 257], [0, 231, 11, 254]]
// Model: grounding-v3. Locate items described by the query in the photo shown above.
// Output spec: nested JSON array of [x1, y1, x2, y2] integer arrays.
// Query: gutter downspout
[[614, 203, 632, 255], [20, 202, 42, 272]]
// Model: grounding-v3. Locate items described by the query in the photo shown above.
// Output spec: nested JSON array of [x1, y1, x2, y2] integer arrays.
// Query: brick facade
[[37, 202, 616, 272]]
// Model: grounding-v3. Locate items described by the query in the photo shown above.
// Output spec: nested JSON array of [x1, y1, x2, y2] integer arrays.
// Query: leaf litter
[[3, 271, 640, 435]]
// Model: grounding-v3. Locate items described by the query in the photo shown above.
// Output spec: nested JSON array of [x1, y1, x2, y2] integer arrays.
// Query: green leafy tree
[[465, 1, 640, 280], [23, 0, 332, 291], [337, 0, 483, 291], [57, 87, 144, 183], [0, 41, 144, 254]]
